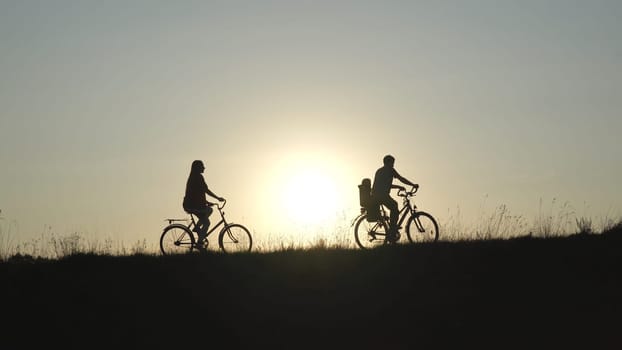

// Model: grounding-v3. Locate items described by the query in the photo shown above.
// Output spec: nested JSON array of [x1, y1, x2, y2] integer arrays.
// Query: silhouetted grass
[[1, 224, 621, 349], [2, 197, 619, 260]]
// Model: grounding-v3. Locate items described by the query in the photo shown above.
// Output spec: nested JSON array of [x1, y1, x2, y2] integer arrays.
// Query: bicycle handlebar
[[397, 186, 419, 197], [208, 199, 227, 210]]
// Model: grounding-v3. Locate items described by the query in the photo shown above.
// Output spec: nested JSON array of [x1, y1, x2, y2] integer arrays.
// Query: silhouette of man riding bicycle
[[355, 154, 438, 248], [372, 154, 418, 241]]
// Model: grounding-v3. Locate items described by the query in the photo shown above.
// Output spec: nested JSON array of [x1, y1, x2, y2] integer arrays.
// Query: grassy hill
[[2, 227, 621, 349]]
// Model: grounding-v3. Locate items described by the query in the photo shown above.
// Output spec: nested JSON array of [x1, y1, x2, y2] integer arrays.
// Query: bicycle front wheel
[[218, 224, 252, 253], [160, 224, 195, 255], [406, 212, 439, 243], [354, 215, 389, 249]]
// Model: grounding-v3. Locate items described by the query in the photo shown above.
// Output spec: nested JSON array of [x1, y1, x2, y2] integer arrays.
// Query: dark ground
[[2, 229, 621, 349]]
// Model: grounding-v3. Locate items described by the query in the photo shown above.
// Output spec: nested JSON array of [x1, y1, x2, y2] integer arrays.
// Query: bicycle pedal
[[385, 233, 400, 243]]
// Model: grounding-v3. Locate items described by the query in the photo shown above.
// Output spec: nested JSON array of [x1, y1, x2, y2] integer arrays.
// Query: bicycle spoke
[[354, 215, 388, 249], [160, 225, 194, 255], [219, 224, 252, 253], [406, 212, 439, 243]]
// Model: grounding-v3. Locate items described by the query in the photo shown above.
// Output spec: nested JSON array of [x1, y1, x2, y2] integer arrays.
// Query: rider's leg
[[193, 215, 202, 232], [385, 198, 399, 233], [377, 196, 399, 237], [198, 219, 209, 243], [196, 206, 213, 244]]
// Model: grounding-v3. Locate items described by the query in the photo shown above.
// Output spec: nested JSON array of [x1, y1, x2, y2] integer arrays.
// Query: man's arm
[[394, 170, 418, 189]]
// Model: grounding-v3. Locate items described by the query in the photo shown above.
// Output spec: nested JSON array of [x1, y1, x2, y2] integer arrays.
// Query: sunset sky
[[1, 1, 621, 249]]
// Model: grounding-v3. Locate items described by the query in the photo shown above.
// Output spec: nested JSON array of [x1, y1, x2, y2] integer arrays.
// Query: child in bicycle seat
[[183, 160, 225, 247], [372, 155, 418, 239]]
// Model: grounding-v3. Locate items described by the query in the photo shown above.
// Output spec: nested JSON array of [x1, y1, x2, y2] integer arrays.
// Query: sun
[[257, 151, 355, 237], [278, 167, 342, 229]]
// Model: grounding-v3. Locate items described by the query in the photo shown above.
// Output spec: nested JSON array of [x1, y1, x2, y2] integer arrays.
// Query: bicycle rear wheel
[[354, 215, 389, 249], [218, 224, 252, 253], [160, 224, 195, 255], [406, 212, 439, 243]]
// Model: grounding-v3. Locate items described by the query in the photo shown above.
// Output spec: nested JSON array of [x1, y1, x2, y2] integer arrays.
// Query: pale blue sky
[[1, 0, 621, 248]]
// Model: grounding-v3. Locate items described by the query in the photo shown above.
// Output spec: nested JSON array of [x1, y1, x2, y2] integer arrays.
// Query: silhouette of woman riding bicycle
[[159, 160, 252, 255]]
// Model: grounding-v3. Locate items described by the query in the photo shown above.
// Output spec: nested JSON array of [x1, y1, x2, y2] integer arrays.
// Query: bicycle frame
[[351, 188, 419, 230], [161, 198, 253, 254], [389, 201, 411, 229], [352, 186, 439, 248], [377, 199, 406, 227], [188, 203, 230, 240]]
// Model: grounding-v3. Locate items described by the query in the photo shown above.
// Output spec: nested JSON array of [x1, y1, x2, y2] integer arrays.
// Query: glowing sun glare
[[279, 169, 340, 228]]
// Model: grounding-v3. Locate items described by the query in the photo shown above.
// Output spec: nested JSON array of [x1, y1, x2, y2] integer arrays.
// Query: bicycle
[[352, 186, 439, 249], [160, 199, 252, 255]]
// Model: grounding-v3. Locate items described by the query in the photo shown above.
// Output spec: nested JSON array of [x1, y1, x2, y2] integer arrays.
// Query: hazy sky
[[1, 0, 621, 249]]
